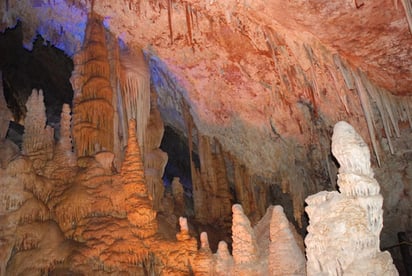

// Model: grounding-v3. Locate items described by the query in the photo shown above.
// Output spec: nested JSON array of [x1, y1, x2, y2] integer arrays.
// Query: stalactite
[[360, 73, 397, 154], [185, 3, 193, 48], [401, 0, 412, 34], [353, 70, 381, 166], [119, 48, 151, 152], [167, 0, 173, 44], [304, 44, 320, 114], [326, 65, 350, 115], [333, 54, 355, 90]]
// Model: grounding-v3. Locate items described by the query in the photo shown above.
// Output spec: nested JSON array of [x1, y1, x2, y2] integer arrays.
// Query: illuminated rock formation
[[305, 121, 398, 276], [1, 1, 412, 274], [21, 89, 54, 171], [121, 119, 157, 237], [71, 14, 114, 157], [43, 103, 77, 179]]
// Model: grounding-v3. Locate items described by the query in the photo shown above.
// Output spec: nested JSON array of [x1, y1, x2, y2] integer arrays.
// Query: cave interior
[[0, 0, 412, 275]]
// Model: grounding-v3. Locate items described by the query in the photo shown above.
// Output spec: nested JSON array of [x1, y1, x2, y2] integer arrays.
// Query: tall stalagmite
[[305, 121, 398, 275], [71, 14, 114, 157], [43, 104, 76, 179], [120, 119, 157, 237], [21, 89, 54, 171]]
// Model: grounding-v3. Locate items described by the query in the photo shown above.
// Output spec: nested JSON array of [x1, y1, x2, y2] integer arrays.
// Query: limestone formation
[[214, 241, 234, 275], [43, 103, 77, 179], [22, 89, 54, 171], [192, 232, 214, 275], [71, 14, 114, 157], [121, 119, 157, 237], [144, 90, 168, 210], [305, 121, 398, 276], [1, 3, 410, 274], [269, 206, 306, 276]]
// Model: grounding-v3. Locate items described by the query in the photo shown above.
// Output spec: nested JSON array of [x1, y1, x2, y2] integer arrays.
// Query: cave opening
[[0, 21, 74, 145], [159, 125, 199, 217]]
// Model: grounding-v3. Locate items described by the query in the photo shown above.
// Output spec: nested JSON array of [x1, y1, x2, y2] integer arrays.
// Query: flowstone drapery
[[305, 121, 398, 276]]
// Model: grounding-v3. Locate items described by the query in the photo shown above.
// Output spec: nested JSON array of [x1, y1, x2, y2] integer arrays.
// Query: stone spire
[[305, 121, 398, 275]]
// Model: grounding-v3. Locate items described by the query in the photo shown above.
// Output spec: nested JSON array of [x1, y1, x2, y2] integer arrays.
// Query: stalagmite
[[192, 232, 214, 275], [71, 14, 114, 157], [231, 204, 259, 266], [305, 121, 398, 276], [121, 119, 157, 236], [22, 89, 54, 171], [269, 206, 306, 275], [214, 241, 234, 275], [43, 104, 77, 179]]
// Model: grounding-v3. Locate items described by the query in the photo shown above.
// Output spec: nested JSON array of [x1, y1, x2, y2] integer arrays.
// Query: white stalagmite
[[22, 89, 54, 171], [269, 206, 306, 276], [231, 204, 259, 266], [305, 121, 398, 276]]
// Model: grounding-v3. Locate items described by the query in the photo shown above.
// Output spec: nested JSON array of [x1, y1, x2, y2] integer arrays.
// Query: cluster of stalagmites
[[0, 77, 398, 275]]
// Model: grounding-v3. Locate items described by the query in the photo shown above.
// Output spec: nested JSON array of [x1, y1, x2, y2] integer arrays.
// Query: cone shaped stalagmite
[[121, 119, 157, 235], [22, 89, 54, 171], [71, 14, 114, 157]]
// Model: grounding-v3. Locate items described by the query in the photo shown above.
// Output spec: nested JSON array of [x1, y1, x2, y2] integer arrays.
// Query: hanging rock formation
[[305, 121, 398, 275]]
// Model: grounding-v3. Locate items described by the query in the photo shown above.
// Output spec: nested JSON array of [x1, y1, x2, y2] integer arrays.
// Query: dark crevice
[[0, 21, 74, 140]]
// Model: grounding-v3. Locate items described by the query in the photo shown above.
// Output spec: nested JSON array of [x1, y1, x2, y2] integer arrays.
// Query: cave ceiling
[[1, 0, 412, 175]]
